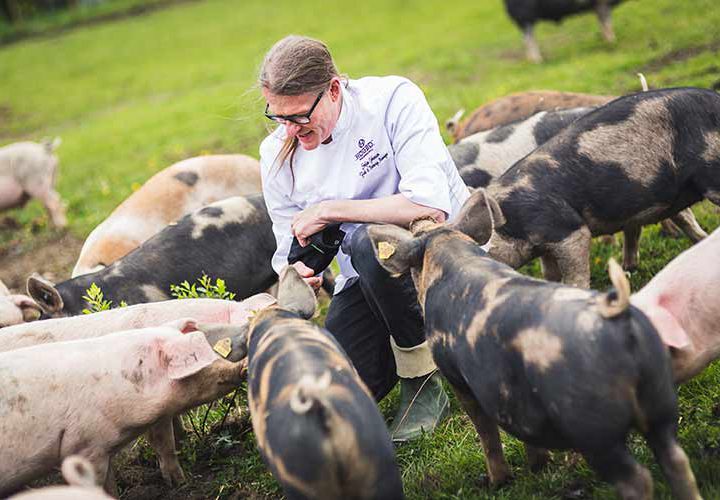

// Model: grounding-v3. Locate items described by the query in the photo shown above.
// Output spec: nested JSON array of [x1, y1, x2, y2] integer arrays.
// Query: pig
[[448, 107, 706, 259], [0, 138, 66, 227], [456, 87, 720, 288], [631, 227, 720, 384], [446, 90, 613, 142], [72, 154, 262, 277], [0, 319, 250, 496], [504, 0, 625, 63], [8, 456, 113, 499], [27, 194, 277, 318], [367, 219, 701, 500], [239, 266, 404, 500], [0, 279, 41, 327], [0, 294, 275, 486]]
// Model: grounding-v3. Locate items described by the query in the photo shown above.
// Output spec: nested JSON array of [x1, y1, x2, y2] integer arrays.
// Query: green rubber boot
[[389, 370, 450, 443]]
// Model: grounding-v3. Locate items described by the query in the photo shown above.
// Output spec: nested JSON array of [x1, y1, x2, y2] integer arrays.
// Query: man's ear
[[451, 189, 505, 245], [366, 224, 425, 276]]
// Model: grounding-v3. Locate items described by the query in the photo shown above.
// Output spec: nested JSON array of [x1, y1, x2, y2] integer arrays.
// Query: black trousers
[[325, 225, 425, 401]]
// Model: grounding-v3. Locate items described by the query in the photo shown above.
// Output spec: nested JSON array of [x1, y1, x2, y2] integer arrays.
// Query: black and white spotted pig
[[27, 195, 277, 317], [458, 87, 719, 287], [239, 266, 404, 500], [448, 107, 706, 258], [368, 219, 701, 500], [449, 107, 592, 188], [504, 0, 625, 63]]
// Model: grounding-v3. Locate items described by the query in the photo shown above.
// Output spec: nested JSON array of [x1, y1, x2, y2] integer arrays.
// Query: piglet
[[8, 456, 113, 499], [240, 267, 404, 500], [0, 138, 66, 227], [368, 219, 701, 500], [461, 87, 719, 288], [27, 195, 277, 317], [447, 90, 613, 141], [632, 227, 720, 384], [0, 319, 249, 496], [0, 294, 275, 485], [0, 279, 41, 327], [72, 154, 261, 277]]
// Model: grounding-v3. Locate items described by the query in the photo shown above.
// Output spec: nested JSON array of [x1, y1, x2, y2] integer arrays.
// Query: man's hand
[[291, 261, 323, 293], [291, 202, 330, 247]]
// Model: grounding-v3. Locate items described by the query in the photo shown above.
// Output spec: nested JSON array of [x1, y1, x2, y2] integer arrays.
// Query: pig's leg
[[522, 25, 542, 63], [25, 182, 66, 228], [584, 445, 653, 500], [452, 386, 511, 486], [670, 209, 707, 243], [146, 416, 186, 485], [622, 226, 641, 272], [540, 255, 562, 282], [547, 226, 592, 288], [660, 219, 683, 239], [595, 0, 616, 43], [173, 415, 187, 449], [524, 444, 550, 472], [646, 427, 701, 500], [104, 462, 119, 497]]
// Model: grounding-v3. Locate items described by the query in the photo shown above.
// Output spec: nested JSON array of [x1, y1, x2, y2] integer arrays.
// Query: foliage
[[81, 282, 126, 314], [169, 273, 236, 301]]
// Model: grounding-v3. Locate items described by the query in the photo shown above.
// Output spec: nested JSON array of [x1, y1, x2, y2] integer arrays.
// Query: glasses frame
[[264, 90, 325, 125]]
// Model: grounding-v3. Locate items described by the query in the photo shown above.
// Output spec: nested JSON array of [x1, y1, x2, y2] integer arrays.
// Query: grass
[[2, 0, 720, 498]]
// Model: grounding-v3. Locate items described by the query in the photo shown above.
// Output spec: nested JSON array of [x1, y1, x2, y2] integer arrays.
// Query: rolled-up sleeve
[[386, 80, 454, 216], [260, 141, 299, 276]]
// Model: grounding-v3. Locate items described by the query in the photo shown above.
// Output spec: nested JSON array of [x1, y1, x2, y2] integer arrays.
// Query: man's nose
[[285, 122, 302, 137]]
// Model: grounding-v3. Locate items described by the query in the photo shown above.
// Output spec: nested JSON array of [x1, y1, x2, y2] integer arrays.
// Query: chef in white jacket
[[259, 34, 470, 441]]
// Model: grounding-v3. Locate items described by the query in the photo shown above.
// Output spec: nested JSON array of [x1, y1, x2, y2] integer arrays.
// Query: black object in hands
[[287, 223, 345, 274]]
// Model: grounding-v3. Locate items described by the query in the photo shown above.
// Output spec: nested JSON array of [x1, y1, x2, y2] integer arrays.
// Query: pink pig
[[0, 320, 248, 496], [0, 295, 275, 488], [0, 139, 66, 227], [632, 226, 720, 383], [8, 456, 113, 499], [0, 280, 41, 328]]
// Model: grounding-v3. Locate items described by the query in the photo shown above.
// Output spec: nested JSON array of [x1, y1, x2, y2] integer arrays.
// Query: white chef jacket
[[260, 75, 471, 294]]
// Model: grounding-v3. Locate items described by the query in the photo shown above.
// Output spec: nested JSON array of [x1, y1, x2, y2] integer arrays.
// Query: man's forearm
[[320, 194, 446, 227]]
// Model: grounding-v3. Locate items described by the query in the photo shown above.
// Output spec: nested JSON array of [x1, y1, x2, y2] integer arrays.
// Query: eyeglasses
[[264, 90, 324, 125]]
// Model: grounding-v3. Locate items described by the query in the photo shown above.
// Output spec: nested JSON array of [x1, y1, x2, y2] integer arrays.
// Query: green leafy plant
[[170, 273, 236, 301], [82, 283, 127, 314]]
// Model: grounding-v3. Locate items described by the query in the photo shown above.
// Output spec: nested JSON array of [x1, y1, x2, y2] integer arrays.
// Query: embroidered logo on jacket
[[354, 138, 375, 161]]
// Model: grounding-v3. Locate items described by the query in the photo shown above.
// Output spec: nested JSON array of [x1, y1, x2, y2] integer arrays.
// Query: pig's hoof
[[162, 466, 186, 486], [479, 472, 512, 490]]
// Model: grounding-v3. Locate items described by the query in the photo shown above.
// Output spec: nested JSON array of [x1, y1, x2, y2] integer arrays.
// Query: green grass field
[[2, 0, 720, 498]]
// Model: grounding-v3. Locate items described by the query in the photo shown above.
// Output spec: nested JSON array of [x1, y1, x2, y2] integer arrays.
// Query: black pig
[[462, 87, 718, 287], [239, 266, 404, 500], [27, 195, 277, 317], [504, 0, 625, 62], [368, 219, 700, 500]]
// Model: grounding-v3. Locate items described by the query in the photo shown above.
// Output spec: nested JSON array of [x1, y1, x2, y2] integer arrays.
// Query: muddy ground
[[0, 227, 82, 291]]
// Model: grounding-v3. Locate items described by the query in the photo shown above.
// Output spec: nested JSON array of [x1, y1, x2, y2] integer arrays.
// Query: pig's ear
[[163, 331, 218, 380], [12, 295, 42, 322], [42, 137, 61, 153], [451, 189, 505, 245], [367, 224, 424, 276], [277, 266, 317, 320], [0, 280, 10, 296], [163, 317, 199, 333], [27, 274, 63, 314]]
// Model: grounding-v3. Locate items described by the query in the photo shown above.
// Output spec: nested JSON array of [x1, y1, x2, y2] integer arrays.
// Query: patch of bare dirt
[[0, 229, 82, 291], [640, 39, 720, 73]]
